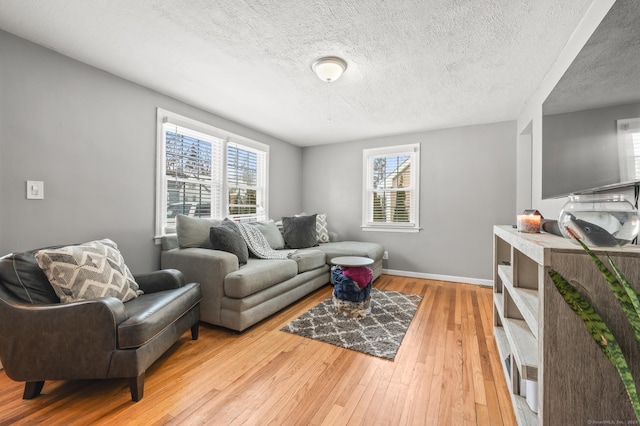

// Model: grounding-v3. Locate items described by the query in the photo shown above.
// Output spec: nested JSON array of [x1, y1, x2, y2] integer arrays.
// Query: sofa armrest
[[134, 269, 186, 293], [161, 248, 239, 280], [0, 297, 127, 381], [160, 248, 238, 325]]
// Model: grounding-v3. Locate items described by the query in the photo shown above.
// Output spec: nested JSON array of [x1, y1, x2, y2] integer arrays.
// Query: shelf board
[[494, 293, 504, 319], [497, 263, 513, 286], [494, 298, 538, 381], [498, 264, 539, 339], [493, 326, 511, 386], [494, 326, 538, 425], [512, 393, 538, 426], [502, 317, 538, 381]]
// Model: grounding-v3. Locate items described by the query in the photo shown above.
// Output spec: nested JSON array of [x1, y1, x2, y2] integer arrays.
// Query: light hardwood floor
[[0, 275, 516, 425]]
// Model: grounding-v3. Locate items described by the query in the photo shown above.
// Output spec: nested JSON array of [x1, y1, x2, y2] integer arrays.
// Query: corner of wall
[[516, 0, 616, 219]]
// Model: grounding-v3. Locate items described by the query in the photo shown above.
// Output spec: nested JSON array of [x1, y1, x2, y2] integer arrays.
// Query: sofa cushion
[[224, 258, 297, 298], [210, 219, 249, 265], [249, 220, 285, 250], [118, 282, 201, 349], [282, 214, 318, 249], [0, 249, 60, 304], [176, 215, 221, 249], [35, 239, 143, 303], [289, 250, 326, 273]]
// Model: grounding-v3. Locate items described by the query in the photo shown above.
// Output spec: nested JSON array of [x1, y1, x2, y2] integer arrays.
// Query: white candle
[[517, 214, 541, 233]]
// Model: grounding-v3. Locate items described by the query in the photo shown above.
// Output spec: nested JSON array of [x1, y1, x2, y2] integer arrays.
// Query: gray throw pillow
[[282, 214, 318, 249], [176, 215, 222, 249], [209, 219, 249, 265], [250, 220, 285, 249], [34, 239, 143, 303]]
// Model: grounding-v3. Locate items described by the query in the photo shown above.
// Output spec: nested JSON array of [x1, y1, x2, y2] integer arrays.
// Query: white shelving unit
[[493, 225, 640, 425]]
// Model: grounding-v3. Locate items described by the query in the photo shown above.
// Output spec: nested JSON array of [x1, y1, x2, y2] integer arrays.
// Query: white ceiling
[[0, 0, 594, 146]]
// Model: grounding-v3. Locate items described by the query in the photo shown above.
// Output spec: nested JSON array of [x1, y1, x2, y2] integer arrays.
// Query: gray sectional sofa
[[160, 215, 384, 332]]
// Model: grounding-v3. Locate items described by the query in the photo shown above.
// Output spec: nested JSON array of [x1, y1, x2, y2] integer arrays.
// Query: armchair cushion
[[118, 282, 201, 349], [35, 239, 143, 303]]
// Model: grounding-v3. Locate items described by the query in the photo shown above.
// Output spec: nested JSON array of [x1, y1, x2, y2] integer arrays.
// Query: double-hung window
[[227, 142, 268, 222], [362, 143, 420, 232], [155, 109, 268, 240]]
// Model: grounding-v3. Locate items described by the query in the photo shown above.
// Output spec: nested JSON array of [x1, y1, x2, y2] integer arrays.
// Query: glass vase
[[558, 194, 640, 247]]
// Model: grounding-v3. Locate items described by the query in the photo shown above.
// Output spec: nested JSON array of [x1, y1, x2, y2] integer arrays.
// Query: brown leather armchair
[[0, 245, 201, 401]]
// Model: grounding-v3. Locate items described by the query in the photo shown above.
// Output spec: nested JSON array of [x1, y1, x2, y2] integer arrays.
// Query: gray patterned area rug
[[281, 288, 423, 360]]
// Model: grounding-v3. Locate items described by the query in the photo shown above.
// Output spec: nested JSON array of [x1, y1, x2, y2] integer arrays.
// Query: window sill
[[361, 225, 421, 233], [153, 233, 176, 245]]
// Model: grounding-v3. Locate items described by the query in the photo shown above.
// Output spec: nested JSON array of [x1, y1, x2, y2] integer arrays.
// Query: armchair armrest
[[0, 296, 127, 381], [134, 269, 185, 293]]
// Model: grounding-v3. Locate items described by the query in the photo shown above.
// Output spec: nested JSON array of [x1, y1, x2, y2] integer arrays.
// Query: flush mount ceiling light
[[312, 56, 347, 82]]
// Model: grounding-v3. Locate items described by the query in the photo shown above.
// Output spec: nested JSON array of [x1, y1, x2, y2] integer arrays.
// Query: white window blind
[[161, 123, 225, 235], [227, 141, 268, 222], [362, 144, 420, 232]]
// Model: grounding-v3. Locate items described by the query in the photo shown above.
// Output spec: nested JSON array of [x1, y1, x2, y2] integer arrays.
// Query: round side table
[[330, 256, 374, 267], [330, 256, 374, 318]]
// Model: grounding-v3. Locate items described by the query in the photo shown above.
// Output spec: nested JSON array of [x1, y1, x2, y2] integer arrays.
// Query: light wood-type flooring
[[0, 275, 516, 425]]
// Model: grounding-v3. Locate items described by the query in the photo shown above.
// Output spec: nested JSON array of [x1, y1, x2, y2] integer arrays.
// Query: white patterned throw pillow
[[316, 213, 330, 243], [35, 239, 143, 303]]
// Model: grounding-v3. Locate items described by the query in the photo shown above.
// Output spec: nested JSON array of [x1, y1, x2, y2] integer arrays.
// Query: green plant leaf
[[548, 269, 640, 421], [572, 237, 640, 347], [608, 253, 640, 333]]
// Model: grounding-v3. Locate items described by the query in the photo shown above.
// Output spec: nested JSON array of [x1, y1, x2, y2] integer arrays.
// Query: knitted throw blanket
[[237, 223, 295, 260]]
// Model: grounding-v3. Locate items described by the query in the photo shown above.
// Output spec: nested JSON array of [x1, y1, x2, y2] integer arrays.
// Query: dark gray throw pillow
[[209, 219, 249, 265], [282, 214, 318, 249]]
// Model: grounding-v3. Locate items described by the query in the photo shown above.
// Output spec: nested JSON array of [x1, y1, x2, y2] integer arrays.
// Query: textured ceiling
[[544, 0, 640, 115], [0, 0, 594, 146]]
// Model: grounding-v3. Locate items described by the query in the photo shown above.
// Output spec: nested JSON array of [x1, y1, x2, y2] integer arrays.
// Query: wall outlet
[[383, 251, 389, 260]]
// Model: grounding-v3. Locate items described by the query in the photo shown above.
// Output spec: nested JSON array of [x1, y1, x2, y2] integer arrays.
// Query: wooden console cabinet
[[493, 225, 640, 425]]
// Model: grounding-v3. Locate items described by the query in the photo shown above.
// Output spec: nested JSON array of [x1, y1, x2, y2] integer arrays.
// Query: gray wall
[[301, 121, 517, 281], [0, 29, 517, 281], [0, 30, 302, 273]]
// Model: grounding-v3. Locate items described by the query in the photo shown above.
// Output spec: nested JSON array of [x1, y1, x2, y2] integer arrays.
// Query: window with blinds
[[155, 109, 269, 239], [227, 142, 267, 222], [362, 144, 420, 232], [162, 125, 224, 234]]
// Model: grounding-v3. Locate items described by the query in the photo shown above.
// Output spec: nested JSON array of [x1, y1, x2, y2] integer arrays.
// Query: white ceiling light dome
[[312, 56, 347, 82]]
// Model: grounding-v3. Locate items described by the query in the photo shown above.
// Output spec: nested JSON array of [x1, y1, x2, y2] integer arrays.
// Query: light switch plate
[[26, 180, 44, 200]]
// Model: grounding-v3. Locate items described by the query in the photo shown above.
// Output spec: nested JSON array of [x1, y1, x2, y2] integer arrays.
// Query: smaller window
[[362, 143, 420, 232]]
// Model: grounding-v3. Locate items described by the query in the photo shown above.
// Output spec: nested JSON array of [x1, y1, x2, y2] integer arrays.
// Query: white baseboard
[[382, 269, 493, 287]]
